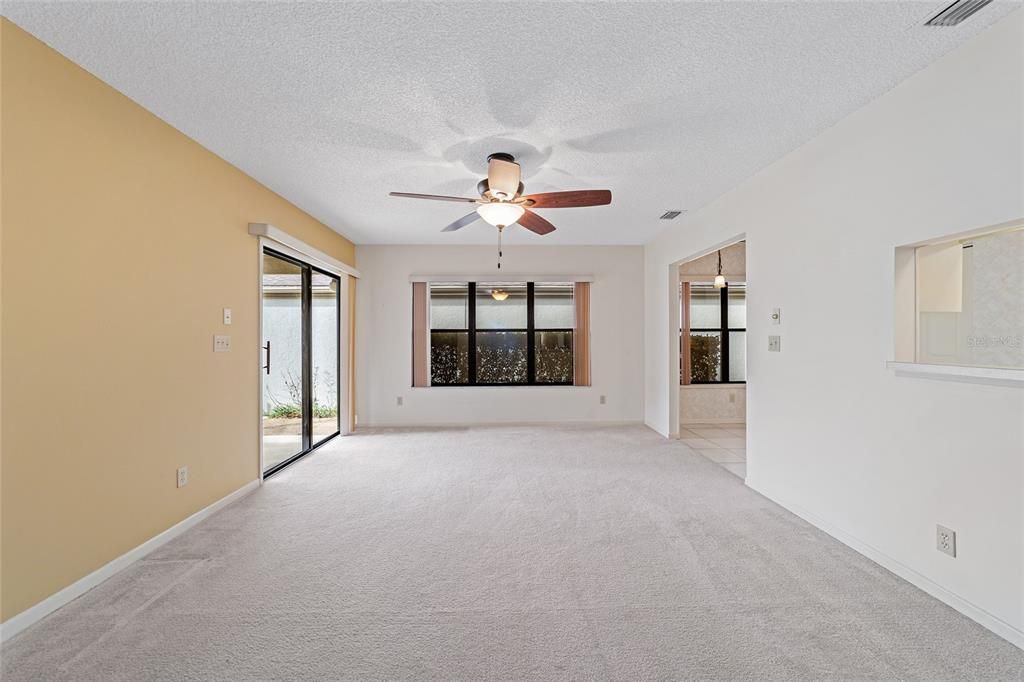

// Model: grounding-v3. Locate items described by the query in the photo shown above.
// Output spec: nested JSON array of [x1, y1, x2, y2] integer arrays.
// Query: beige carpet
[[3, 424, 1021, 680]]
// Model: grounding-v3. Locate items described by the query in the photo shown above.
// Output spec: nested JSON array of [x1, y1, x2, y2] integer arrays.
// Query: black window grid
[[428, 282, 575, 386], [687, 285, 746, 385]]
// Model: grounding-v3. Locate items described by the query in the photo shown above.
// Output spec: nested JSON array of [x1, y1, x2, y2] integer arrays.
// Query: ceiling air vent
[[925, 0, 993, 26], [660, 210, 685, 220]]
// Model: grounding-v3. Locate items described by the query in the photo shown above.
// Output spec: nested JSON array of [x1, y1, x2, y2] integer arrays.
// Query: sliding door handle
[[262, 341, 271, 375]]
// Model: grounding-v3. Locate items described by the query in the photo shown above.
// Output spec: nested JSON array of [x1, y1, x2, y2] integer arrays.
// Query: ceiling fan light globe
[[476, 202, 525, 228], [714, 274, 727, 289]]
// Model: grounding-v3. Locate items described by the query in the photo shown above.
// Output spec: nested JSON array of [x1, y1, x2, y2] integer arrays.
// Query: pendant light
[[490, 289, 509, 301], [714, 249, 727, 289]]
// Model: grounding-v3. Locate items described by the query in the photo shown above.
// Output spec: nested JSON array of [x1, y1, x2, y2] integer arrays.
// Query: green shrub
[[313, 405, 338, 418], [265, 404, 338, 419], [267, 404, 301, 419], [690, 335, 722, 383]]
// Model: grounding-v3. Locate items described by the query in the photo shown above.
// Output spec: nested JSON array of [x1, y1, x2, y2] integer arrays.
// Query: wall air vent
[[660, 210, 685, 220], [925, 0, 993, 26]]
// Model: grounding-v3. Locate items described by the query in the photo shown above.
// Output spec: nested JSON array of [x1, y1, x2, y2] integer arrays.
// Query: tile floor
[[680, 422, 746, 478]]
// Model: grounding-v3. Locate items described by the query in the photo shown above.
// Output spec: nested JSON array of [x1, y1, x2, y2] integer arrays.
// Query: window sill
[[885, 361, 1024, 388]]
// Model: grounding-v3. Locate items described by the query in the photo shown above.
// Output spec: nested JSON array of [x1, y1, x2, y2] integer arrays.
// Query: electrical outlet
[[729, 392, 736, 403], [396, 396, 403, 406], [176, 466, 188, 488], [936, 525, 956, 557], [599, 395, 607, 405], [768, 335, 781, 352], [213, 335, 231, 352]]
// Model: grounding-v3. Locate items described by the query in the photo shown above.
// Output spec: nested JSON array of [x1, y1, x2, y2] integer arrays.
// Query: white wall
[[263, 292, 339, 413], [357, 245, 644, 426], [645, 11, 1023, 645]]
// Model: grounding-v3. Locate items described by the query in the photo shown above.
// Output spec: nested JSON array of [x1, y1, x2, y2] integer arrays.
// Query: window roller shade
[[574, 282, 591, 386], [412, 282, 429, 387]]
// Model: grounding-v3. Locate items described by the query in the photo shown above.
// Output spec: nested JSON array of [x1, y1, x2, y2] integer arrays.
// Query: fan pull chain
[[497, 225, 503, 269]]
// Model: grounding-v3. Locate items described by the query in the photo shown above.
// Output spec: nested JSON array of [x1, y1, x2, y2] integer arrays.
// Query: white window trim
[[410, 274, 592, 283], [249, 223, 360, 279]]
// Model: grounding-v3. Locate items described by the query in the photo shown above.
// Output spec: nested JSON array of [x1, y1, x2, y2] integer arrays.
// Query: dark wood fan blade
[[523, 190, 611, 208], [517, 209, 556, 236], [442, 211, 481, 232], [389, 192, 479, 203], [487, 158, 521, 199]]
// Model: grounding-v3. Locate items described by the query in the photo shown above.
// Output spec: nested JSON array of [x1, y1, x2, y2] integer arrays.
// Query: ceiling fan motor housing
[[486, 152, 515, 164], [481, 153, 523, 200], [477, 178, 525, 201]]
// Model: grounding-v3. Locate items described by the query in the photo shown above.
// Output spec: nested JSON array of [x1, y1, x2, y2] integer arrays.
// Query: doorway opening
[[671, 239, 748, 478], [261, 248, 342, 477]]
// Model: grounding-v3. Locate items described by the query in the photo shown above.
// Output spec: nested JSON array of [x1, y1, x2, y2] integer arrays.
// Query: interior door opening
[[671, 239, 748, 478], [262, 248, 341, 477]]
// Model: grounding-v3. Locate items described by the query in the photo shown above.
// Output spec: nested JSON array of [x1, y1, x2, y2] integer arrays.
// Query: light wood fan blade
[[523, 190, 611, 208], [442, 211, 481, 232], [517, 209, 556, 235], [487, 158, 521, 199], [389, 192, 479, 203]]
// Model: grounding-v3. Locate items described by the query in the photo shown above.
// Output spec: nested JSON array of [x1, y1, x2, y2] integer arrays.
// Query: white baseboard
[[681, 418, 746, 426], [0, 479, 260, 643], [747, 478, 1024, 650], [357, 419, 644, 429]]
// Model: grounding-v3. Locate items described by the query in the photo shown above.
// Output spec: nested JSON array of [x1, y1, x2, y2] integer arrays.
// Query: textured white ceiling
[[3, 1, 1018, 245]]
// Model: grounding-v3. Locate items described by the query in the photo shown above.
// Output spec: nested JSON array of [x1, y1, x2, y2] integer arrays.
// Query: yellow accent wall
[[0, 19, 356, 621]]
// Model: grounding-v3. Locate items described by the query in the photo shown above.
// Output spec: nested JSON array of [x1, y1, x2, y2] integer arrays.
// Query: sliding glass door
[[310, 272, 340, 444], [262, 249, 340, 476]]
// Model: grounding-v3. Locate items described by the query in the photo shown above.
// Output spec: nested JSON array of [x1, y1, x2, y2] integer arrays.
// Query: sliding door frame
[[309, 260, 344, 450], [257, 238, 353, 481]]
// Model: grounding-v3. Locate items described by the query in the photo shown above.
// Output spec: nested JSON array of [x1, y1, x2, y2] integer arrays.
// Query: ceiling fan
[[389, 153, 611, 267]]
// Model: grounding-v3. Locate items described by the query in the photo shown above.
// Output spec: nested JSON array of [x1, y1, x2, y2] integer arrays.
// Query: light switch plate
[[176, 466, 188, 488], [768, 335, 781, 352], [213, 335, 231, 352], [223, 308, 232, 325]]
